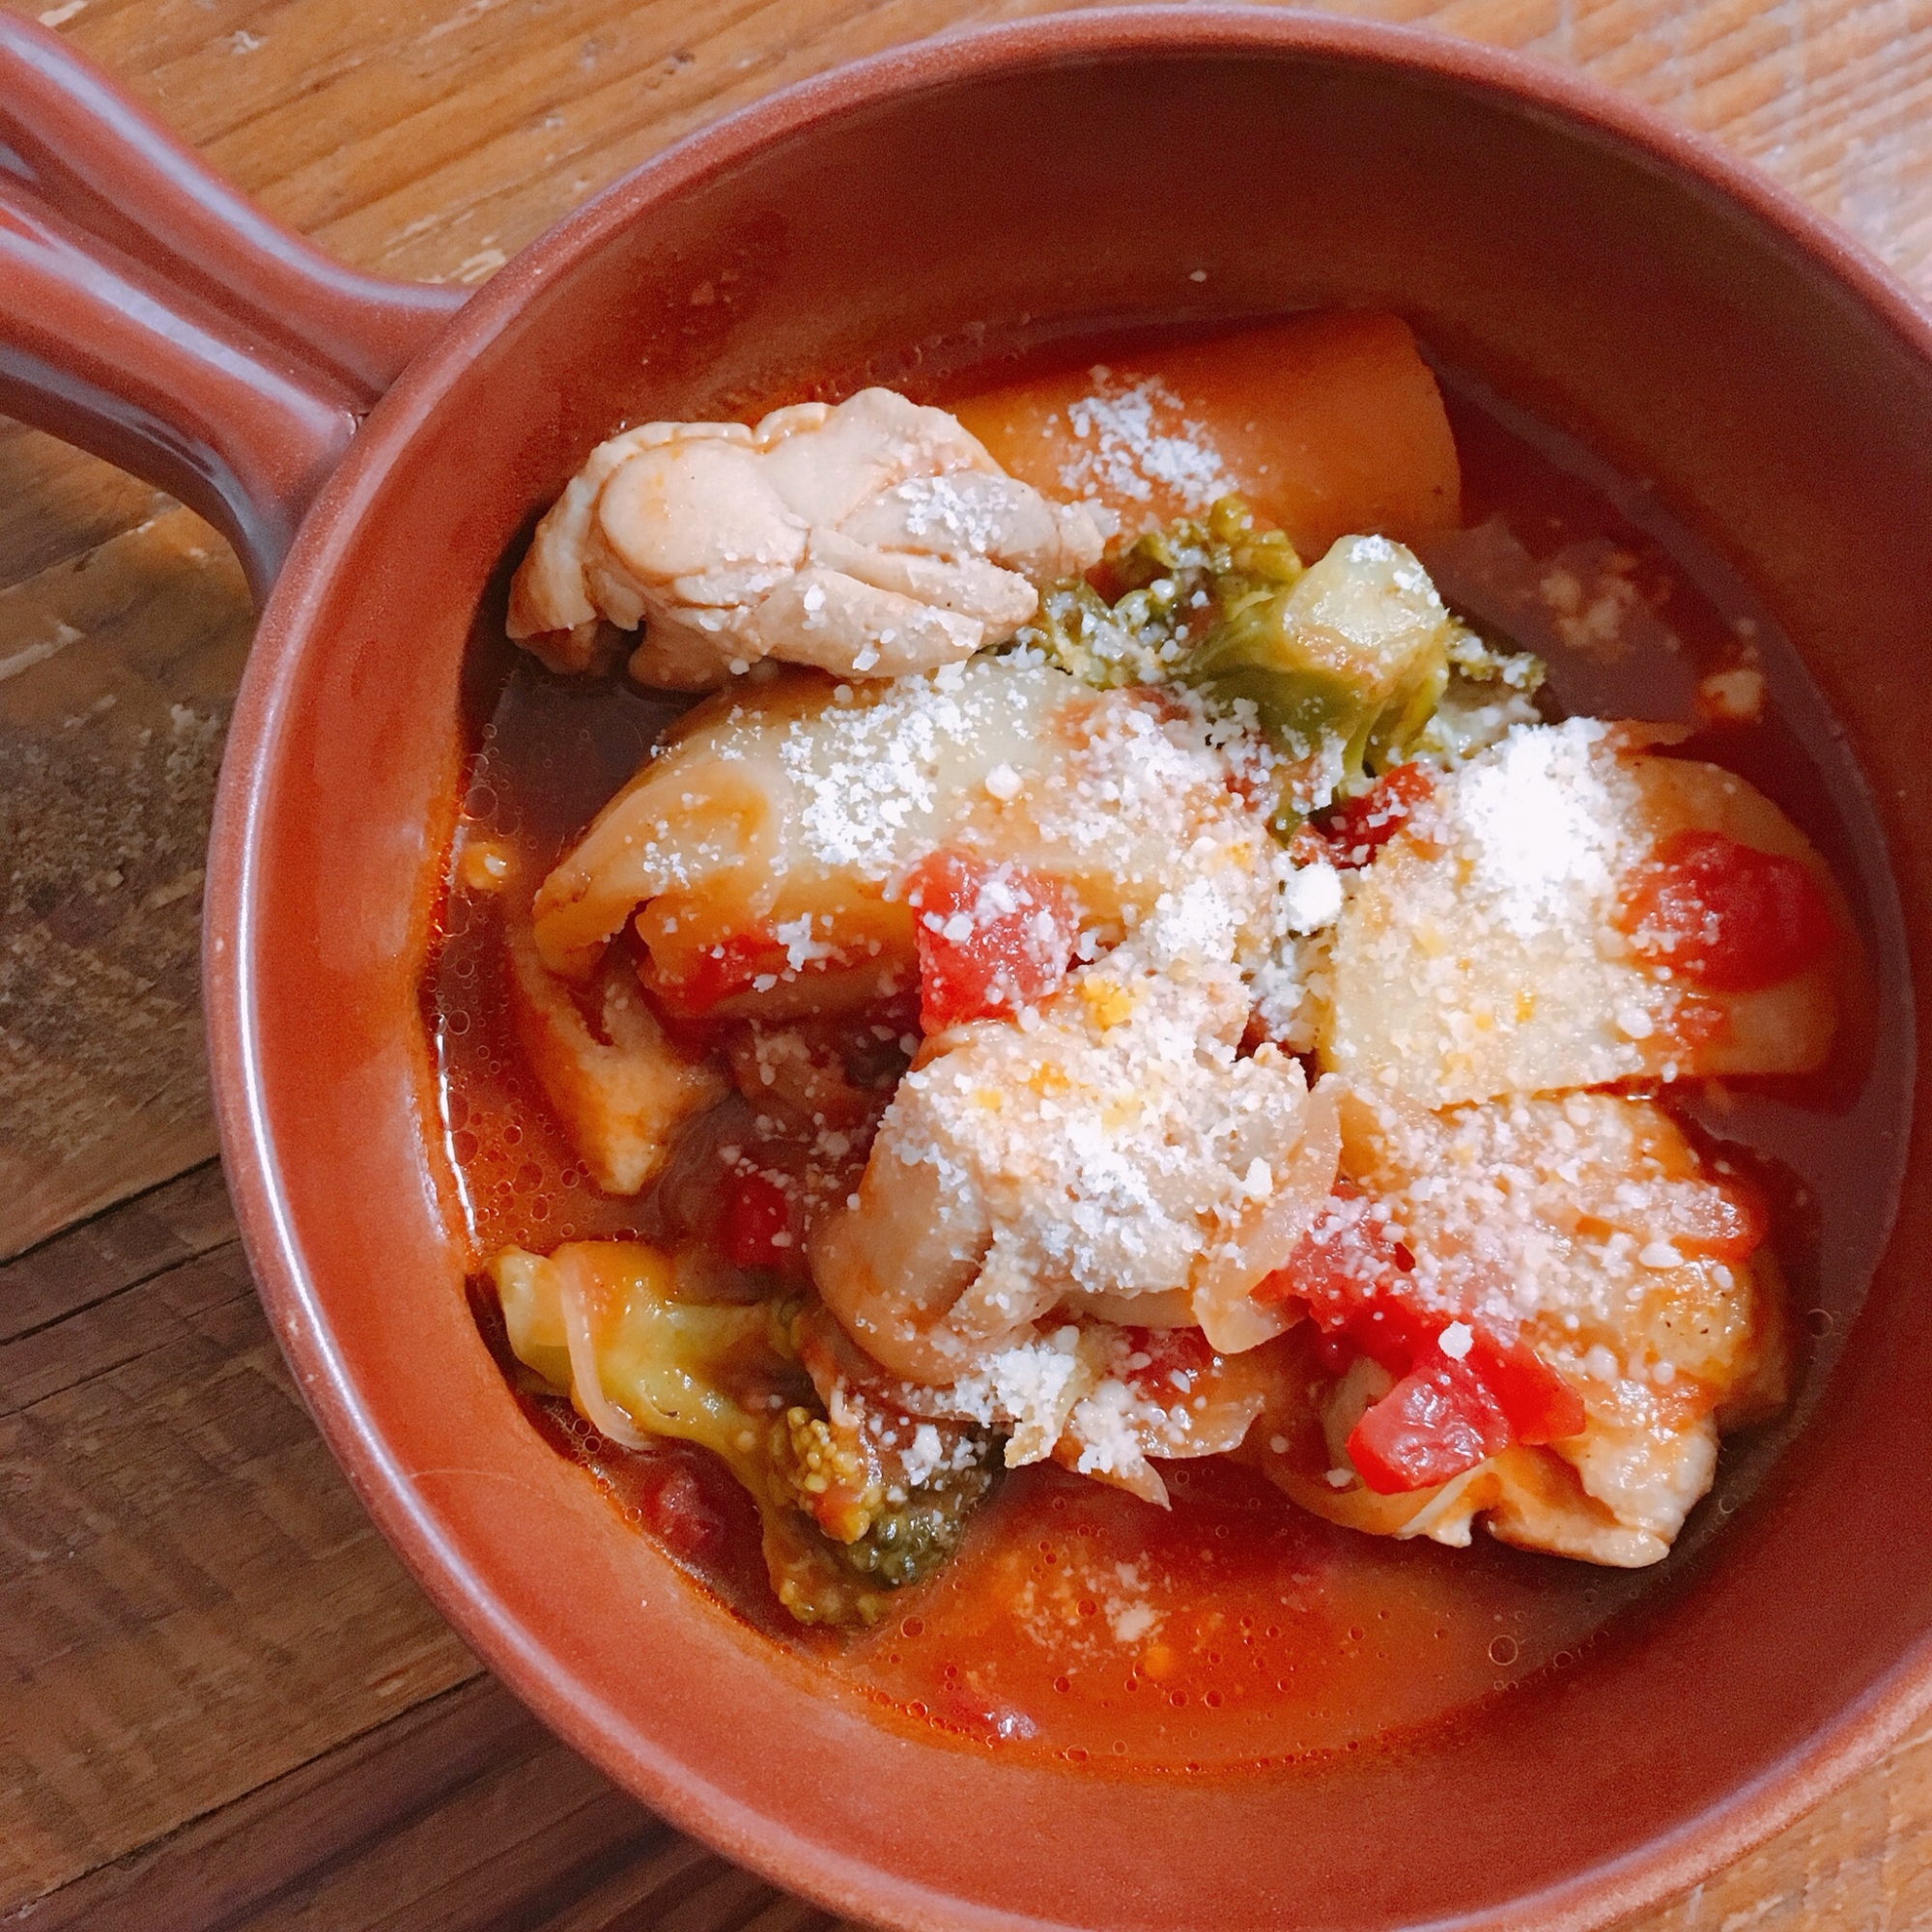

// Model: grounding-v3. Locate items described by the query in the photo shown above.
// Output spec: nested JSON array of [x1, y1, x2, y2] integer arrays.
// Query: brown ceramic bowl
[[5, 9, 1929, 1927]]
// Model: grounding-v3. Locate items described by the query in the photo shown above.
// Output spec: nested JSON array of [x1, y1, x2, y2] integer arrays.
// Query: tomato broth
[[424, 328, 1910, 1776]]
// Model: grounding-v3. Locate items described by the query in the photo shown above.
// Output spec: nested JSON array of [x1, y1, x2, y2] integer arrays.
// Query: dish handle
[[0, 14, 467, 600]]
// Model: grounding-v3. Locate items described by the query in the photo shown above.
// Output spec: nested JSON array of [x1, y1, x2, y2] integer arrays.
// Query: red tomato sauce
[[831, 1458, 1634, 1769], [424, 331, 1911, 1777]]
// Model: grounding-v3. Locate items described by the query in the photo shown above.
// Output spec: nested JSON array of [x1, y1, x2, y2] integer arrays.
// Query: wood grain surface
[[1, 0, 1928, 1926]]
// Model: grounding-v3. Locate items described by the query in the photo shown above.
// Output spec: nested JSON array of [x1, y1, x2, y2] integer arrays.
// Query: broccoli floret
[[836, 1448, 998, 1586], [1178, 531, 1458, 822], [1115, 494, 1304, 595], [1020, 578, 1182, 689], [769, 1396, 999, 1595], [775, 1406, 880, 1542], [490, 1242, 999, 1629], [1013, 496, 1300, 688], [1410, 624, 1548, 764], [1014, 500, 1482, 825]]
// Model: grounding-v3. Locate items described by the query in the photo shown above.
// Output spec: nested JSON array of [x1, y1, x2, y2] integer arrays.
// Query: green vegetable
[[1014, 496, 1301, 689], [1178, 532, 1458, 819], [490, 1242, 996, 1627], [1015, 498, 1489, 821], [1412, 623, 1548, 764], [770, 1402, 996, 1589]]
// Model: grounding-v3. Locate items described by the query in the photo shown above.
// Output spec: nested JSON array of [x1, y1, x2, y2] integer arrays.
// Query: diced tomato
[[1261, 1181, 1585, 1491], [1347, 1358, 1512, 1494], [1620, 830, 1835, 992], [632, 1459, 726, 1556], [903, 850, 1077, 1033], [1118, 1325, 1218, 1401], [1313, 763, 1435, 868], [724, 1171, 794, 1269], [1461, 1327, 1586, 1444], [1253, 1182, 1413, 1323], [1310, 1328, 1358, 1376], [644, 927, 785, 1017]]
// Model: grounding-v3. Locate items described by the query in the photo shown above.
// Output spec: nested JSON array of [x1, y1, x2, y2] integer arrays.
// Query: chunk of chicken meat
[[506, 922, 727, 1194], [809, 942, 1340, 1391], [507, 388, 1104, 689], [1320, 719, 1849, 1104], [1249, 1084, 1786, 1565], [530, 656, 1293, 1009]]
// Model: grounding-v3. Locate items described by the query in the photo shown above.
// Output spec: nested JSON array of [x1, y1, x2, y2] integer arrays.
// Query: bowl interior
[[218, 18, 1932, 1931]]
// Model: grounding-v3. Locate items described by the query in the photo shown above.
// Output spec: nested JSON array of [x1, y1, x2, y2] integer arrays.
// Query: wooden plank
[[0, 1232, 256, 1416], [0, 511, 252, 1258], [0, 1220, 479, 1913], [0, 420, 169, 595], [3, 1678, 533, 1932], [229, 1753, 675, 1932], [0, 1677, 649, 1932], [0, 1656, 851, 1932], [0, 1158, 232, 1344]]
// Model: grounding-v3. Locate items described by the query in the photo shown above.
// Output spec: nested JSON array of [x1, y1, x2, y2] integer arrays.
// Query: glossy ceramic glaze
[[5, 11, 1930, 1929]]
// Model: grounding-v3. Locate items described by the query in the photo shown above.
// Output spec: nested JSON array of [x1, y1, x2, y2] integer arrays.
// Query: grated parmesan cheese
[[1324, 1081, 1776, 1549], [1058, 368, 1237, 515], [875, 948, 1310, 1311], [1451, 720, 1624, 937]]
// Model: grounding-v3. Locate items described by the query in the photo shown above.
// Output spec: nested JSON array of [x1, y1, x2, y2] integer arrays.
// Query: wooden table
[[3, 0, 1930, 1925]]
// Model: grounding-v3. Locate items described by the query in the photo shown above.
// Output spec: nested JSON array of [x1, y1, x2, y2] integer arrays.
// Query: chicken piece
[[1247, 1085, 1787, 1566], [530, 655, 1291, 1009], [808, 943, 1338, 1387], [506, 922, 727, 1193], [507, 388, 1104, 689], [1334, 1085, 1784, 1406], [1245, 1347, 1690, 1568], [1320, 720, 1849, 1105]]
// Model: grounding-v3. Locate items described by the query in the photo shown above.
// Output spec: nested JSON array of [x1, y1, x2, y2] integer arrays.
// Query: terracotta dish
[[3, 10, 1927, 1927]]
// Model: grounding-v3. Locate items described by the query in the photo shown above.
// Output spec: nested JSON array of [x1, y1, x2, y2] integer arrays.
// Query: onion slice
[[554, 1248, 651, 1449], [1191, 1081, 1343, 1352]]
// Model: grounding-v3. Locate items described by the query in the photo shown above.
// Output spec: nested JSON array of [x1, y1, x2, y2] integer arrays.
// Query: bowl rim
[[204, 10, 1932, 1929]]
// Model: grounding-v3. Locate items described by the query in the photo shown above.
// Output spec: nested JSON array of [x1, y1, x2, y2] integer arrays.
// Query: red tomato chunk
[[724, 1171, 795, 1269], [1257, 1185, 1586, 1494], [1312, 763, 1435, 868], [1457, 1327, 1587, 1447], [633, 1459, 727, 1557], [1620, 829, 1835, 992], [904, 851, 1077, 1033], [647, 928, 782, 1017], [1253, 1182, 1415, 1337], [1118, 1324, 1220, 1402], [1348, 1358, 1511, 1493]]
